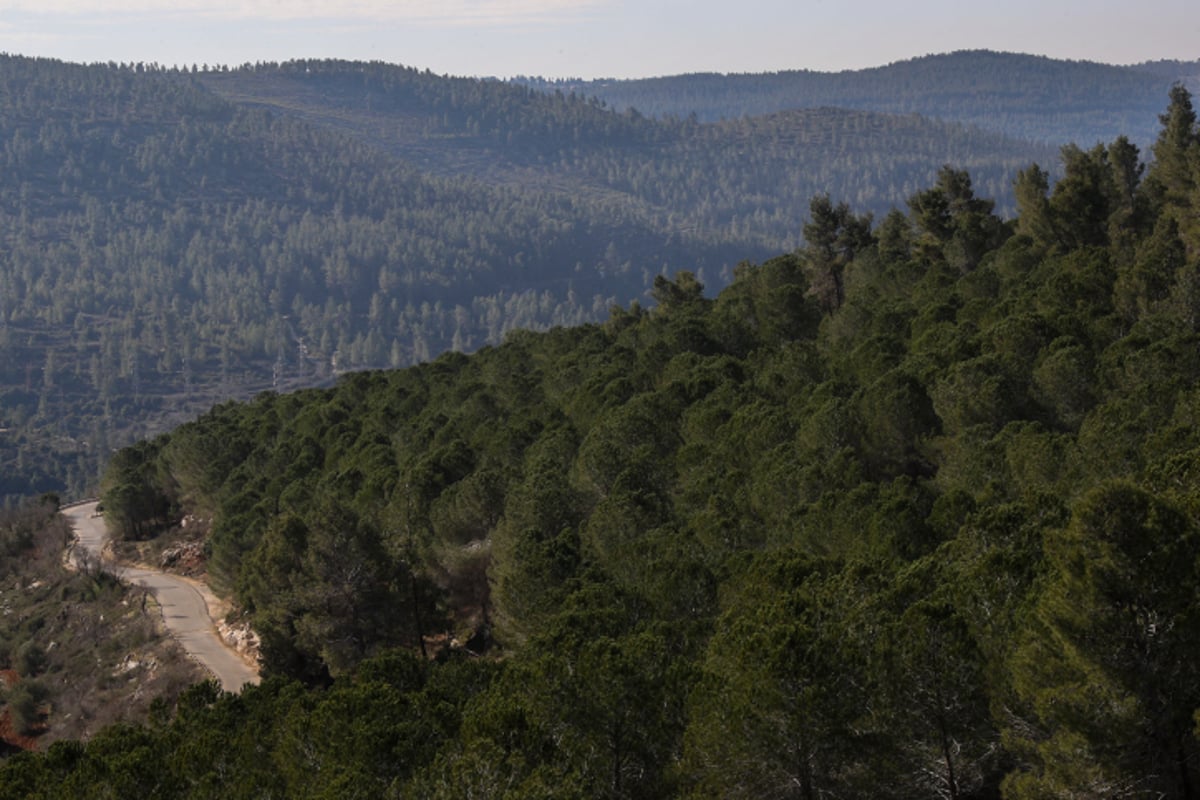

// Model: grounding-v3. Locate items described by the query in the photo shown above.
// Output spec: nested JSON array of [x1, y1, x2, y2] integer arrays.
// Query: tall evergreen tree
[[1147, 85, 1200, 256]]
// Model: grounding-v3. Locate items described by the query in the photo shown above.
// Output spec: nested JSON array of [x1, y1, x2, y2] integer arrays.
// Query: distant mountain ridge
[[197, 58, 1054, 217], [515, 50, 1200, 147]]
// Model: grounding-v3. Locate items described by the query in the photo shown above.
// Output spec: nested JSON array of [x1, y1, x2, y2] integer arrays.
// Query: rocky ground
[[0, 501, 205, 752]]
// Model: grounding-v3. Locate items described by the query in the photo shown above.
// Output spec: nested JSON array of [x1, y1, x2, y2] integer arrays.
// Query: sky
[[0, 0, 1197, 79]]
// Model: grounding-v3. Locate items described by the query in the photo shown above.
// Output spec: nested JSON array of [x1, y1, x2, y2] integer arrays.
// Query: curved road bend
[[64, 502, 260, 693]]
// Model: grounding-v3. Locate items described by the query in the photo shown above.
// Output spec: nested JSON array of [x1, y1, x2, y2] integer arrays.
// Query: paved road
[[64, 502, 260, 693]]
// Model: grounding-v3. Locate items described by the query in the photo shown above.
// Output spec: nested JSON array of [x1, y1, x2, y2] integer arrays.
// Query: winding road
[[64, 502, 260, 693]]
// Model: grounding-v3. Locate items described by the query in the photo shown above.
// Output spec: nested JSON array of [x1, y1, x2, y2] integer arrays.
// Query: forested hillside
[[199, 58, 1050, 216], [0, 55, 1058, 502], [522, 50, 1200, 147], [5, 88, 1198, 798], [0, 56, 733, 501]]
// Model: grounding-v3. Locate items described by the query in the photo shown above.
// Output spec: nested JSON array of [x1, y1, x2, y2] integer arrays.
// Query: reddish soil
[[0, 670, 42, 752]]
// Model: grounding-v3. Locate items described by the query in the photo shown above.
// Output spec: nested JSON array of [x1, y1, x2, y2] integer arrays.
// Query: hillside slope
[[0, 55, 1057, 502], [36, 88, 1200, 798], [0, 499, 203, 752]]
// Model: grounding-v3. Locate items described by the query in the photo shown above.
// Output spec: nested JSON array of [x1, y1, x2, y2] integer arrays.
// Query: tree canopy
[[6, 69, 1200, 800]]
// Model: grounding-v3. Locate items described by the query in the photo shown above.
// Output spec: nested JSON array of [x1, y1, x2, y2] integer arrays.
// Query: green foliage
[[802, 195, 874, 312], [1005, 484, 1200, 798], [0, 53, 1069, 503], [4, 681, 47, 736], [682, 553, 874, 797], [908, 165, 1010, 271], [9, 85, 1200, 799], [99, 440, 176, 541]]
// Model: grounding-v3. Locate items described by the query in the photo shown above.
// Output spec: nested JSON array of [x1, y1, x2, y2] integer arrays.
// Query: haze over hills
[[197, 57, 1053, 220], [517, 50, 1200, 147]]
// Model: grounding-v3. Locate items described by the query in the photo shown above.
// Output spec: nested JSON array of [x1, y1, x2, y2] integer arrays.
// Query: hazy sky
[[1, 0, 1197, 79]]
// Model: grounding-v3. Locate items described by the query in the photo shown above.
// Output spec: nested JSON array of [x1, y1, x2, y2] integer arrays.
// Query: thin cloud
[[0, 0, 608, 24]]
